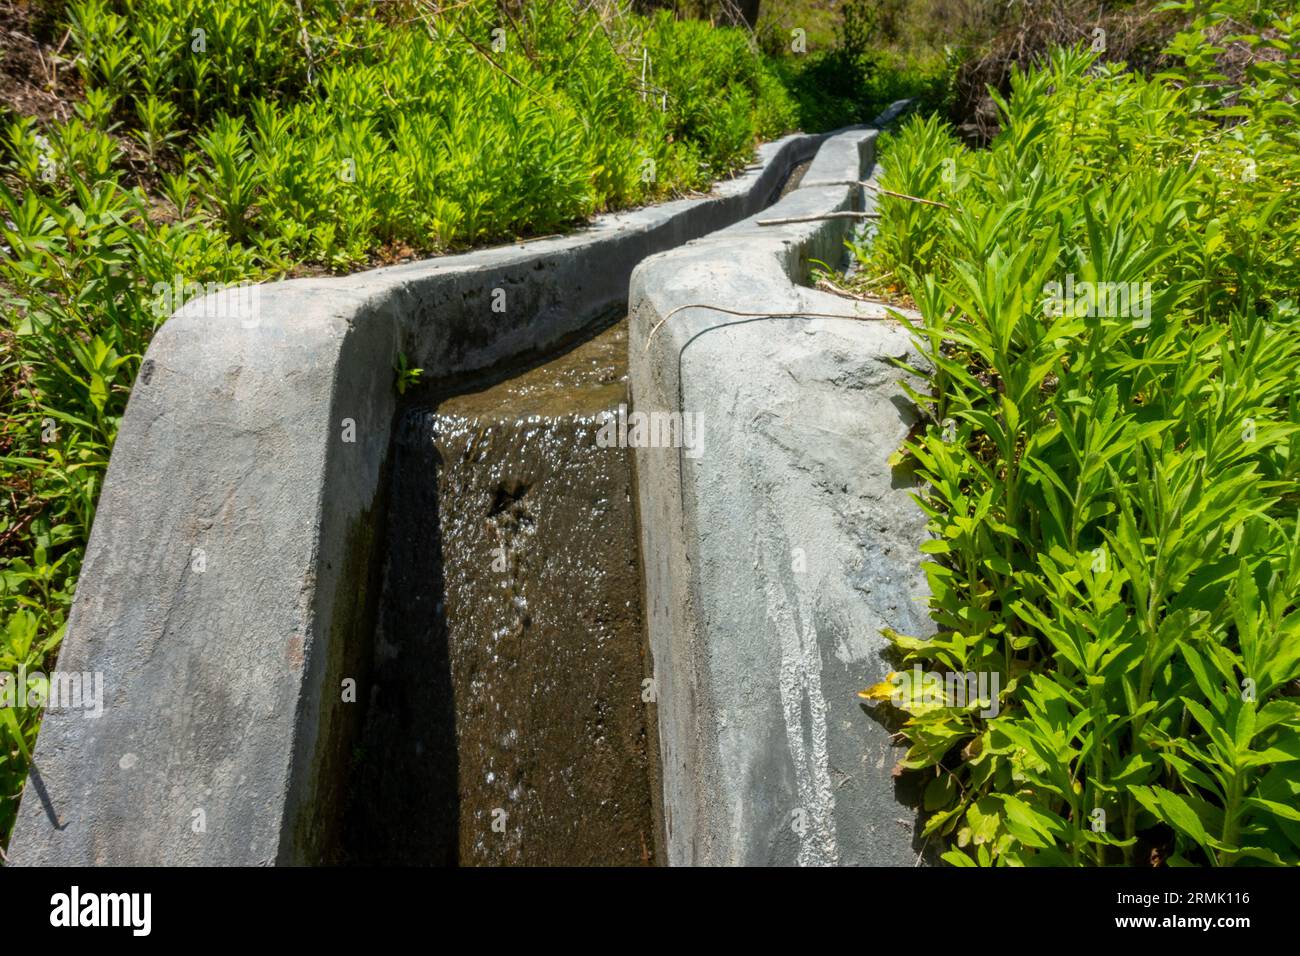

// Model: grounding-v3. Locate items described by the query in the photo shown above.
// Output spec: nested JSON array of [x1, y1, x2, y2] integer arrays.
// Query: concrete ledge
[[10, 131, 827, 866], [628, 120, 933, 865]]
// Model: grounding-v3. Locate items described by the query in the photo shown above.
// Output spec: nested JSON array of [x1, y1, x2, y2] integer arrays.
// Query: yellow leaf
[[858, 674, 901, 701]]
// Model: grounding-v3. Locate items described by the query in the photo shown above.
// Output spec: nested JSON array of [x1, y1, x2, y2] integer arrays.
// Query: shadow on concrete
[[341, 416, 460, 865], [860, 643, 943, 866]]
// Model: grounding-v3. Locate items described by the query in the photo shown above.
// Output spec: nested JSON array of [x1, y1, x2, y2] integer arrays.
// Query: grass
[[852, 0, 1300, 865]]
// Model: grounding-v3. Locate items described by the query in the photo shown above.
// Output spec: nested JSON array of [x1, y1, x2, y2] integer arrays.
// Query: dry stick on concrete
[[756, 211, 880, 226], [849, 269, 897, 291], [643, 302, 917, 353], [863, 182, 955, 210], [805, 181, 956, 210]]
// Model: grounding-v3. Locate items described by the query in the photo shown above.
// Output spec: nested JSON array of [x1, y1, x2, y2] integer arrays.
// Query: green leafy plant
[[855, 10, 1300, 866], [393, 352, 422, 396]]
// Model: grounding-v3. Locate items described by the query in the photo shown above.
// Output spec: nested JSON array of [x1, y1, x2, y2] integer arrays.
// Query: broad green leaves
[[863, 19, 1300, 866]]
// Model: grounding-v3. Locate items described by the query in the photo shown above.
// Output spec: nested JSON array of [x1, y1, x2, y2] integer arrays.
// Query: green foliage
[[772, 8, 957, 133], [858, 10, 1300, 866], [51, 0, 799, 264], [0, 165, 261, 837], [775, 46, 956, 131], [394, 353, 422, 397]]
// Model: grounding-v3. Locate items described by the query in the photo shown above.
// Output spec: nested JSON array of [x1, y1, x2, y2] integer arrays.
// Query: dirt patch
[[0, 1, 77, 122]]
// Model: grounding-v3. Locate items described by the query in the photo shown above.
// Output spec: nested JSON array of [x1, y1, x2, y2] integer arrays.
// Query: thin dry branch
[[863, 182, 954, 210], [808, 181, 957, 210], [756, 211, 880, 226]]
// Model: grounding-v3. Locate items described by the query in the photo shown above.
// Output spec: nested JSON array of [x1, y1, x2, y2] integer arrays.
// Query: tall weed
[[859, 12, 1300, 865]]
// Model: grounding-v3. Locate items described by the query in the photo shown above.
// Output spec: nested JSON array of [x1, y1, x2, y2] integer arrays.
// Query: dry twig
[[756, 211, 879, 226]]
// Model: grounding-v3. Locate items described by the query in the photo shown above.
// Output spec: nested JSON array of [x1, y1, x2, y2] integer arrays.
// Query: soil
[[0, 1, 76, 123]]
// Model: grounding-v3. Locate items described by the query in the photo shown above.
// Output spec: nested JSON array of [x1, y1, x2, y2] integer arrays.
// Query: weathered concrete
[[10, 131, 827, 866], [628, 118, 934, 865]]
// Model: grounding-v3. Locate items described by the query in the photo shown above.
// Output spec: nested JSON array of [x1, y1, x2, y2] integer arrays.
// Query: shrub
[[857, 6, 1300, 865]]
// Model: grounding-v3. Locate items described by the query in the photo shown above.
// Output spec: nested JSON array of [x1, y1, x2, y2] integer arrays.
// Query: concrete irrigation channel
[[10, 105, 932, 866], [344, 317, 658, 865]]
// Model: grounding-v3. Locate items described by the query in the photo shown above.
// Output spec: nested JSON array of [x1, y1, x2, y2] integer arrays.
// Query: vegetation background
[[2, 0, 1293, 866], [851, 0, 1300, 866]]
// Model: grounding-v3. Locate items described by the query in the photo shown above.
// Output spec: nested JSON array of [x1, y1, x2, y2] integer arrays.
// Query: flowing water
[[343, 318, 658, 865]]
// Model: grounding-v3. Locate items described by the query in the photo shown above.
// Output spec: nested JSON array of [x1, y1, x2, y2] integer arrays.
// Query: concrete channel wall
[[10, 131, 830, 866], [628, 116, 934, 865]]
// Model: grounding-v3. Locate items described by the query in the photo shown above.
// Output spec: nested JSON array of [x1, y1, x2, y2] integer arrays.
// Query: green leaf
[[1131, 786, 1230, 852]]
